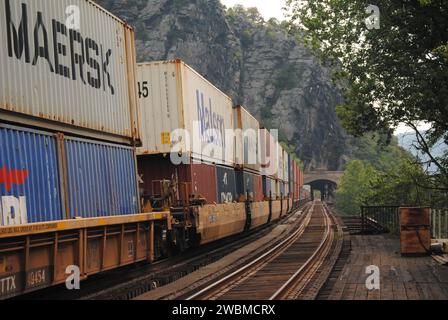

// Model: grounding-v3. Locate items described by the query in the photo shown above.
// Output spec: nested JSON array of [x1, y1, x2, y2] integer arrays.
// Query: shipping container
[[64, 136, 139, 218], [280, 181, 285, 198], [137, 60, 234, 166], [216, 165, 238, 204], [288, 154, 293, 197], [277, 144, 284, 181], [259, 128, 278, 178], [233, 106, 260, 172], [262, 175, 279, 199], [0, 0, 139, 144], [0, 124, 140, 226], [235, 170, 264, 202], [0, 124, 64, 225], [137, 155, 218, 205], [272, 179, 279, 199], [284, 151, 289, 182]]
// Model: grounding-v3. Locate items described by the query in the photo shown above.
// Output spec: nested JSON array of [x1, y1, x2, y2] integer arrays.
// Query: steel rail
[[185, 203, 315, 300], [269, 204, 333, 300]]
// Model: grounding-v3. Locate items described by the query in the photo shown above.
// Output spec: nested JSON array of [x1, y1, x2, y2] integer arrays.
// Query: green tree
[[335, 160, 379, 215], [286, 0, 448, 190]]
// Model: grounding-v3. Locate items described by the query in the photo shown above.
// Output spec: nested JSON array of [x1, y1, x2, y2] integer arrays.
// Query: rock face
[[95, 0, 350, 170]]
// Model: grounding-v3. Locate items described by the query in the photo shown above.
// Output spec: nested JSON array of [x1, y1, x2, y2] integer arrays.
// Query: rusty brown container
[[400, 207, 431, 255], [137, 155, 217, 205]]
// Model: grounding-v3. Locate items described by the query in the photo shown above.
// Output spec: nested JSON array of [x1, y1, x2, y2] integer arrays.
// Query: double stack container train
[[0, 1, 307, 299], [136, 59, 306, 250]]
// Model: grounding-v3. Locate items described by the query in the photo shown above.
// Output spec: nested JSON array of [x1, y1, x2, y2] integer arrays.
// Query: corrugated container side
[[137, 60, 234, 166], [260, 129, 278, 178], [288, 154, 292, 196], [283, 151, 289, 183], [216, 165, 237, 203], [262, 176, 270, 199], [64, 137, 139, 218], [233, 106, 260, 172], [235, 170, 263, 202], [0, 124, 64, 225], [0, 0, 139, 142], [137, 155, 217, 204], [190, 163, 218, 204], [277, 144, 284, 181], [271, 179, 279, 199]]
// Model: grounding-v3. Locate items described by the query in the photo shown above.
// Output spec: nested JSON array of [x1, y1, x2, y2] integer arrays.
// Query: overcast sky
[[220, 0, 287, 21]]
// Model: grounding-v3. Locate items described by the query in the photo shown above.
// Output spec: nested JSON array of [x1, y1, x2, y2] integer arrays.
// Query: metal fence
[[431, 208, 448, 239], [360, 206, 448, 238], [361, 206, 400, 234]]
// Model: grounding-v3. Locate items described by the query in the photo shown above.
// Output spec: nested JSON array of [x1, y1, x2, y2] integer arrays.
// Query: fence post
[[443, 210, 448, 239]]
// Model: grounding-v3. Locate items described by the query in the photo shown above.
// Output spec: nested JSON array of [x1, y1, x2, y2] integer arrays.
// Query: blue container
[[215, 165, 237, 203], [262, 176, 271, 198], [0, 124, 64, 225], [280, 181, 285, 196], [64, 137, 139, 218]]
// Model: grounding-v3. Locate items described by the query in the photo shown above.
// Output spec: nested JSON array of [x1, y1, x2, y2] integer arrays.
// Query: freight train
[[0, 0, 308, 299]]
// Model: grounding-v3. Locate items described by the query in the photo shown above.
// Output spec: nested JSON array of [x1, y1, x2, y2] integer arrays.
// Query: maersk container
[[64, 136, 139, 218], [234, 106, 260, 172], [137, 155, 218, 205], [260, 128, 278, 178], [137, 60, 235, 166], [0, 0, 139, 144], [236, 170, 263, 202], [216, 165, 238, 204], [0, 124, 64, 225]]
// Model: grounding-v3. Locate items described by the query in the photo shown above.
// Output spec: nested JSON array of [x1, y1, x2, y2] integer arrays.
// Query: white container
[[283, 149, 289, 183], [277, 143, 284, 181], [137, 60, 235, 166], [0, 0, 139, 144], [260, 128, 279, 178], [233, 105, 260, 172]]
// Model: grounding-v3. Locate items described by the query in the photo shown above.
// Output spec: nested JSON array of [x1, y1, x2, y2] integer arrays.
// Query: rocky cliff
[[95, 0, 350, 170]]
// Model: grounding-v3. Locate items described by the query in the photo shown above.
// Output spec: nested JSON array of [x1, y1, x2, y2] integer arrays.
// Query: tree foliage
[[335, 134, 446, 215], [286, 0, 448, 188]]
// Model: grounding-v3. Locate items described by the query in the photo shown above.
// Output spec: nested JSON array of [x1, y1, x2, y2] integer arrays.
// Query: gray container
[[215, 165, 237, 203]]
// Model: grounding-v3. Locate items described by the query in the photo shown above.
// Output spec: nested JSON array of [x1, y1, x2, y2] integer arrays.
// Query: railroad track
[[16, 202, 311, 300], [178, 202, 337, 300]]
